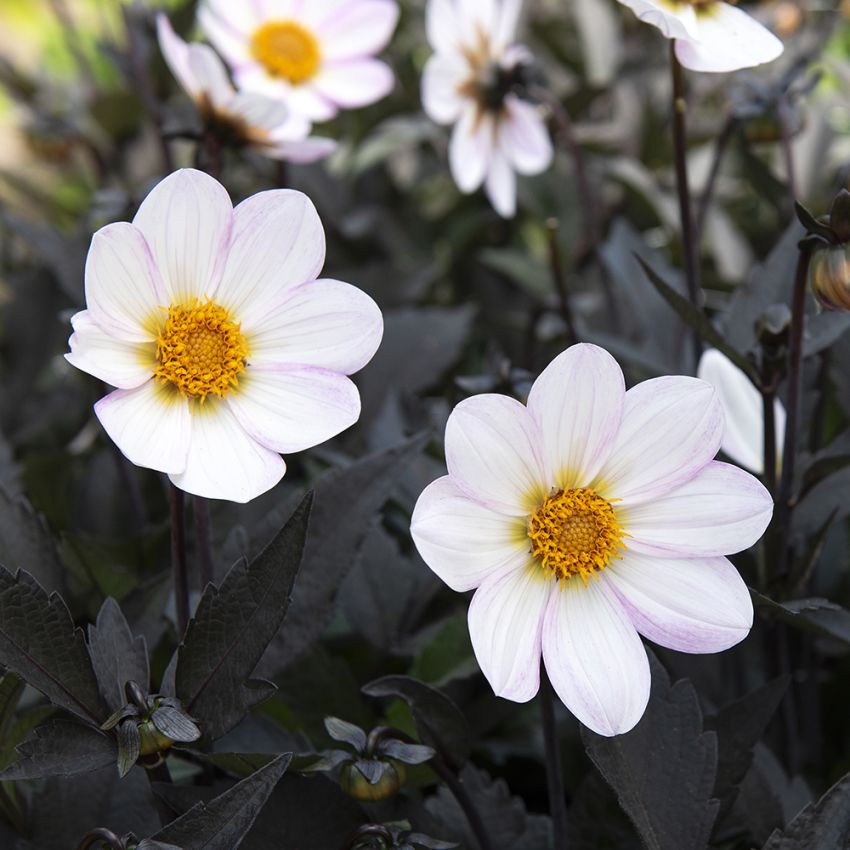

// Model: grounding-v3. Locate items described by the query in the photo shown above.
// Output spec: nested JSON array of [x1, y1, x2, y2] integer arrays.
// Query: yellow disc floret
[[528, 488, 626, 583], [154, 300, 248, 402], [251, 21, 321, 84]]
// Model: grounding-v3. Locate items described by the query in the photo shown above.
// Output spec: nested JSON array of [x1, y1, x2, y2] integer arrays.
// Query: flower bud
[[808, 244, 850, 312], [339, 760, 405, 802]]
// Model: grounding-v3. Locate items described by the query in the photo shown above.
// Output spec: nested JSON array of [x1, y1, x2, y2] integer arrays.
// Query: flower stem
[[540, 666, 568, 849], [695, 115, 737, 243], [430, 757, 496, 850], [669, 44, 702, 364], [194, 496, 214, 590], [169, 484, 190, 638], [546, 218, 579, 344]]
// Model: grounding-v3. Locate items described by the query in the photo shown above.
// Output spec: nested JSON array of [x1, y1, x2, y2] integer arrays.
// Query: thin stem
[[546, 218, 578, 345], [198, 129, 223, 180], [430, 757, 496, 850], [540, 666, 568, 849], [695, 115, 736, 243], [169, 484, 190, 638], [762, 380, 778, 496], [777, 96, 798, 212], [669, 44, 702, 364], [194, 496, 215, 590]]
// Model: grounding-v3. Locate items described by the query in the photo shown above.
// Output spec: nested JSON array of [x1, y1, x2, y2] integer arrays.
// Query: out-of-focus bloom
[[617, 0, 783, 73], [66, 169, 383, 503], [157, 15, 335, 163], [197, 0, 399, 122], [411, 344, 772, 736], [420, 0, 553, 218], [697, 349, 785, 475]]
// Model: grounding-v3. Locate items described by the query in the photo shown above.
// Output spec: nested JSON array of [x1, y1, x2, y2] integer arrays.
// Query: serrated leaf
[[0, 719, 116, 780], [88, 597, 150, 712], [362, 675, 469, 769], [149, 753, 291, 850], [174, 495, 312, 741], [198, 752, 277, 779], [0, 567, 107, 724], [324, 716, 367, 751], [151, 706, 201, 743], [117, 720, 140, 778], [751, 591, 850, 647], [762, 772, 850, 849], [581, 657, 719, 850]]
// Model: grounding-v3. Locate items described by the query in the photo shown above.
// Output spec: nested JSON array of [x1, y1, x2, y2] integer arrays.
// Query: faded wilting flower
[[697, 348, 785, 475], [411, 344, 772, 736], [617, 0, 783, 73], [66, 169, 382, 503], [421, 0, 553, 218], [198, 0, 399, 122], [157, 15, 335, 164]]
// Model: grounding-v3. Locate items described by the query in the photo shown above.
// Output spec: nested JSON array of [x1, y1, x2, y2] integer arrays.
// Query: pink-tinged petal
[[187, 43, 236, 110], [215, 189, 325, 330], [247, 278, 382, 373], [468, 563, 553, 702], [607, 552, 753, 653], [697, 348, 785, 474], [227, 365, 360, 454], [411, 476, 529, 592], [157, 15, 200, 100], [198, 0, 257, 66], [595, 376, 723, 505], [426, 0, 461, 53], [316, 1, 399, 60], [501, 96, 553, 176], [542, 577, 650, 736], [132, 169, 234, 306], [66, 311, 156, 389], [445, 394, 548, 516], [485, 149, 516, 218], [311, 58, 395, 109], [527, 344, 625, 491], [229, 91, 290, 132], [616, 0, 699, 40], [169, 400, 285, 502], [621, 460, 773, 557], [94, 382, 191, 475], [260, 136, 337, 163], [449, 106, 493, 194], [84, 222, 166, 342], [674, 3, 783, 74], [421, 53, 466, 125]]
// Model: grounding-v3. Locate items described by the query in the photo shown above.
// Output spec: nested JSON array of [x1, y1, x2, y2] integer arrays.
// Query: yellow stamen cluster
[[251, 21, 321, 84], [154, 301, 248, 402], [528, 488, 626, 583]]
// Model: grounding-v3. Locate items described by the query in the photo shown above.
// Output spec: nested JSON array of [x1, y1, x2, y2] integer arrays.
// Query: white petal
[[316, 0, 399, 60], [501, 96, 553, 176], [311, 58, 395, 109], [527, 344, 625, 491], [187, 43, 235, 110], [485, 149, 517, 218], [621, 460, 773, 557], [449, 106, 493, 193], [697, 348, 785, 474], [493, 0, 522, 51], [542, 577, 650, 736], [216, 189, 325, 330], [445, 394, 548, 516], [616, 0, 699, 40], [674, 3, 783, 74], [84, 222, 167, 342], [411, 476, 529, 592], [426, 0, 460, 52], [246, 278, 382, 373], [421, 53, 466, 125], [229, 91, 290, 131], [94, 382, 191, 475], [468, 563, 553, 702], [197, 0, 256, 66], [169, 400, 286, 502], [132, 169, 234, 305], [595, 376, 723, 505], [458, 0, 498, 45], [607, 552, 753, 653], [227, 365, 360, 454], [66, 311, 156, 389], [260, 136, 337, 163], [157, 14, 200, 100]]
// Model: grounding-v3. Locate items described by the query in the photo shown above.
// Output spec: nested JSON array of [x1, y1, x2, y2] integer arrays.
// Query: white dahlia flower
[[66, 169, 383, 503], [421, 0, 553, 218], [617, 0, 783, 73], [411, 344, 772, 736], [697, 348, 785, 475], [157, 15, 335, 164], [198, 0, 399, 122]]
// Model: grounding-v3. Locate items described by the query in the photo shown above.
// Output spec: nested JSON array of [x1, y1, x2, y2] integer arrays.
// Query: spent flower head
[[411, 343, 773, 736]]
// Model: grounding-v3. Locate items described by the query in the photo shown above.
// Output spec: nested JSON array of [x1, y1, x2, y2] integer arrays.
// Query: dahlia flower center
[[251, 21, 321, 84], [154, 301, 248, 401], [528, 488, 626, 582]]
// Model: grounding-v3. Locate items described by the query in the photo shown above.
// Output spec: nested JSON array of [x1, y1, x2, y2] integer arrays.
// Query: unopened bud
[[340, 760, 405, 802], [808, 244, 850, 312]]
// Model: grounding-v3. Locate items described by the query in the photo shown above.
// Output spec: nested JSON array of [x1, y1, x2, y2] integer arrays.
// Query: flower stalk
[[429, 757, 495, 850], [194, 496, 214, 590], [170, 484, 190, 637], [540, 666, 568, 849]]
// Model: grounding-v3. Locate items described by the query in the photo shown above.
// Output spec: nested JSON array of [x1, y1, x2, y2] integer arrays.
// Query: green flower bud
[[339, 760, 405, 802], [808, 244, 850, 312]]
